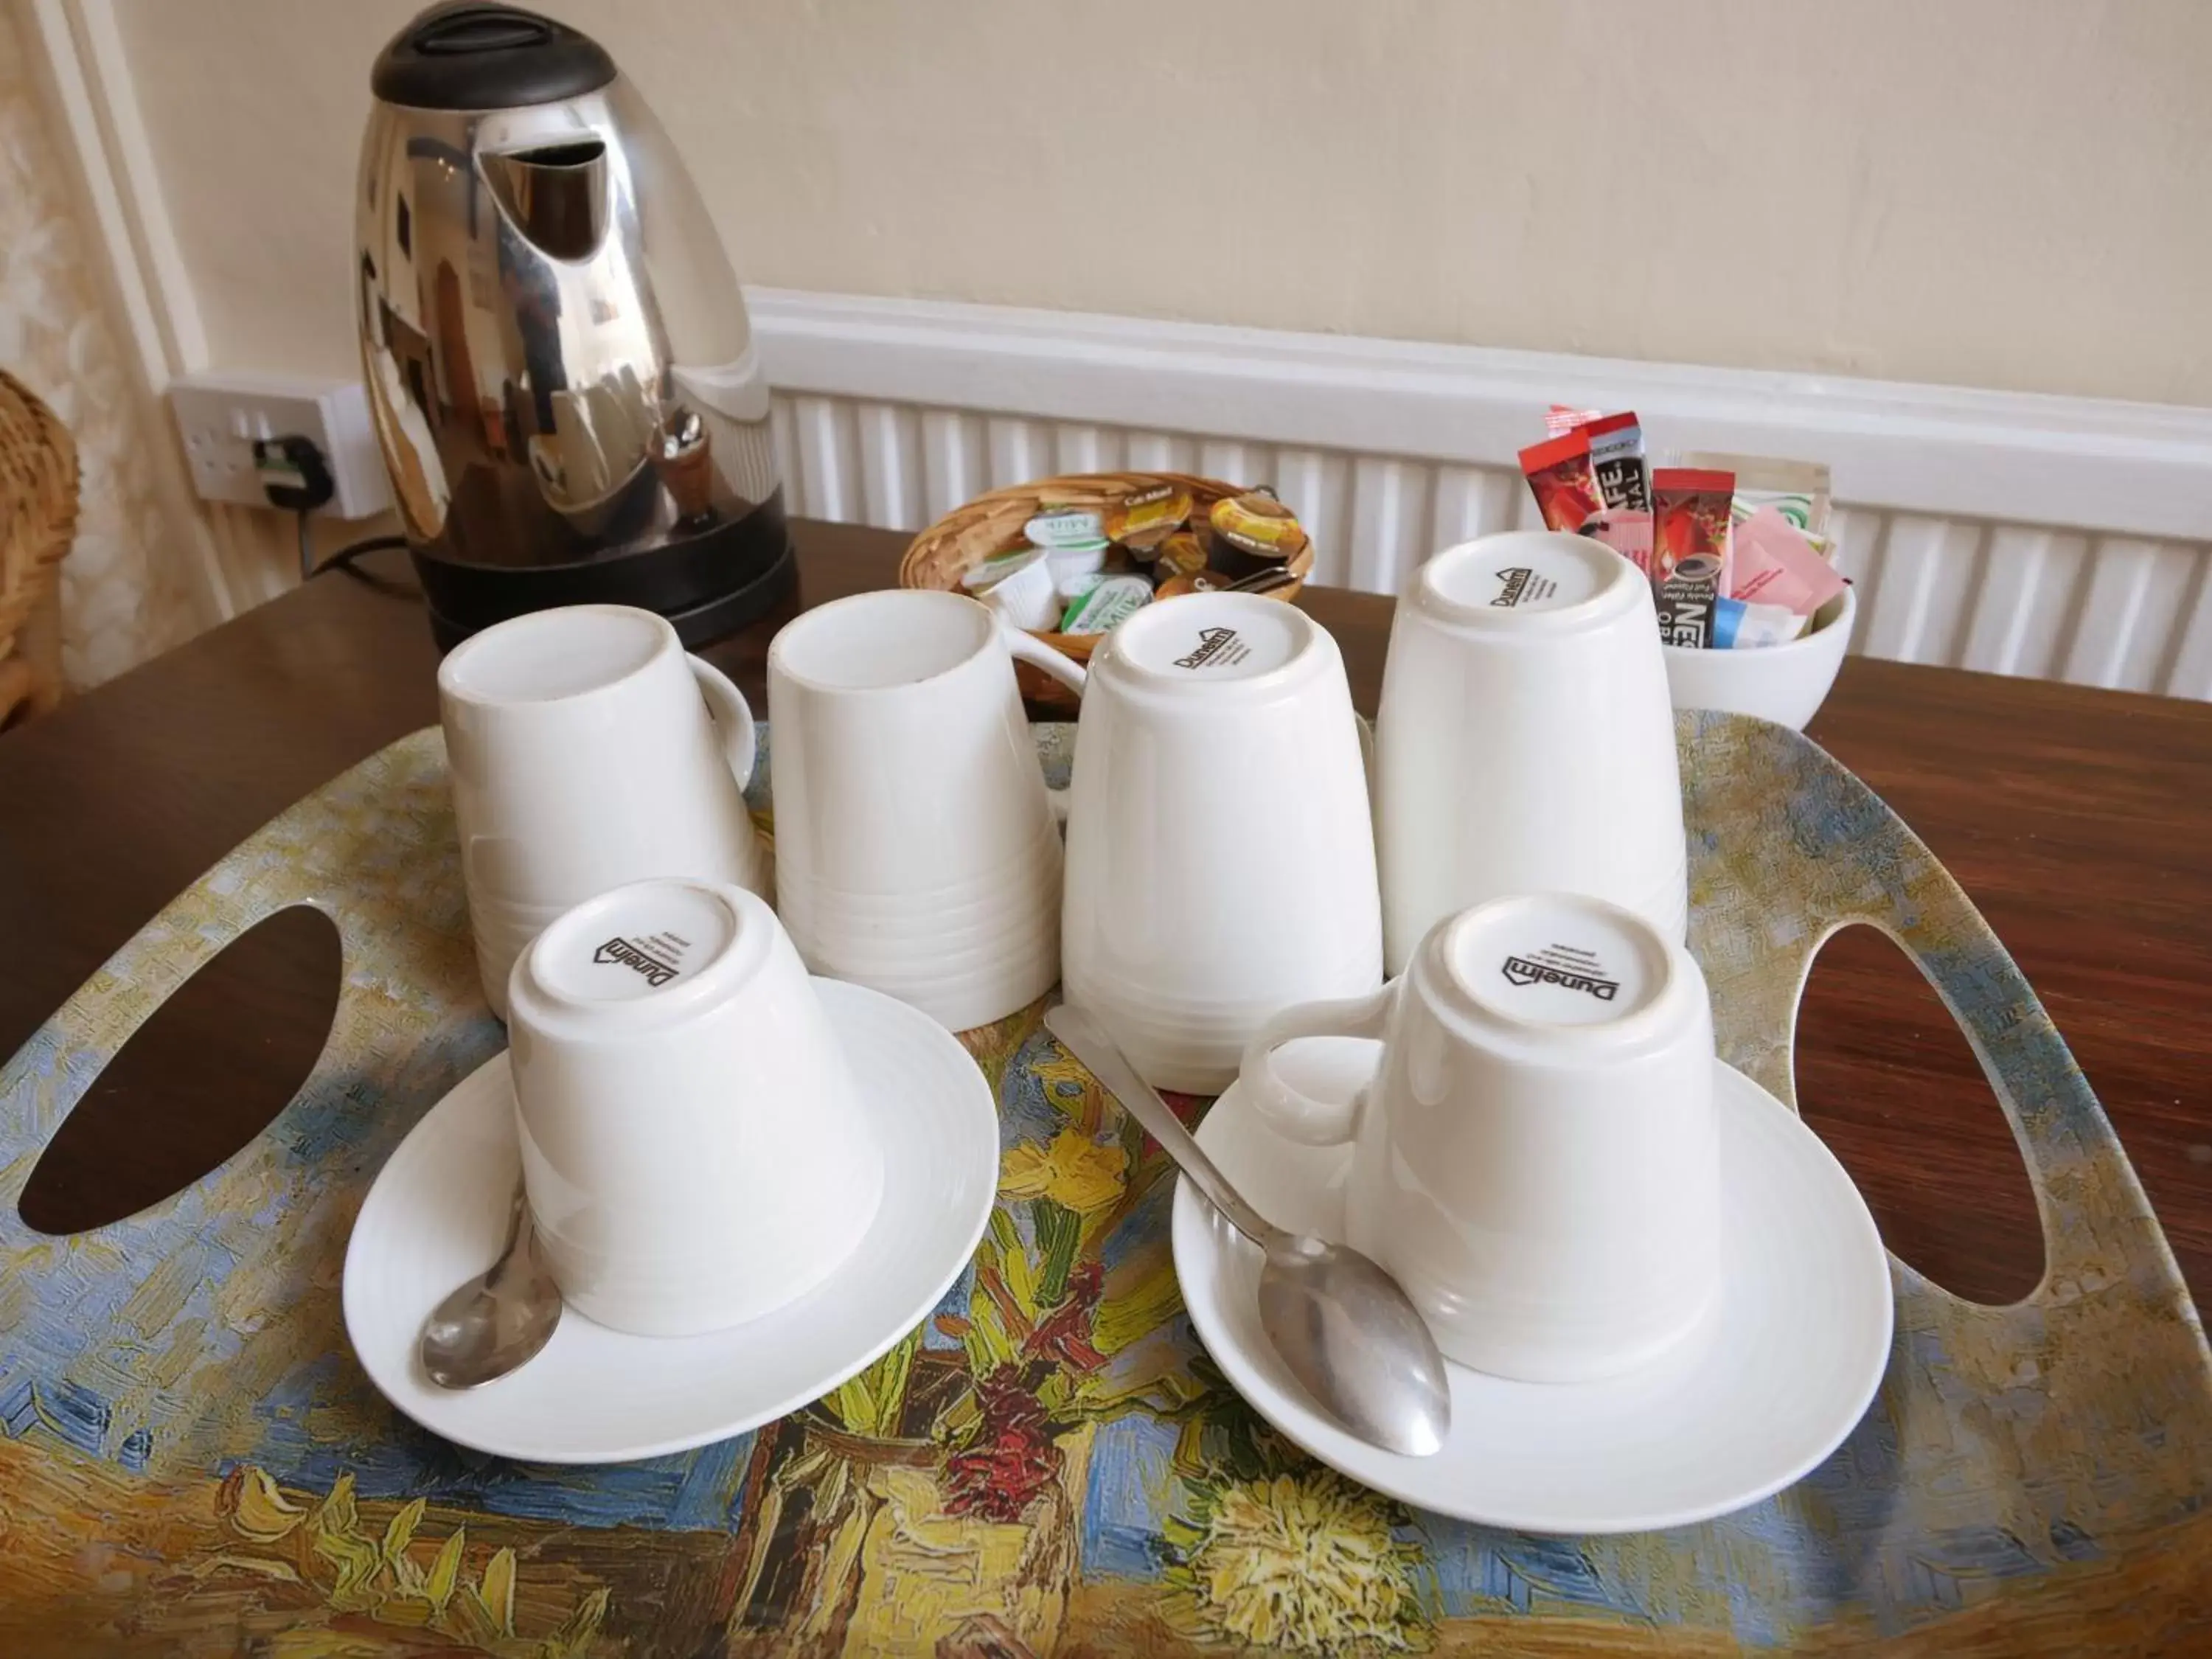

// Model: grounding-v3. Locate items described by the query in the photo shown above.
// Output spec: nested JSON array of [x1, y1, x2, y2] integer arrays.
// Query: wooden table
[[3, 522, 2208, 1314]]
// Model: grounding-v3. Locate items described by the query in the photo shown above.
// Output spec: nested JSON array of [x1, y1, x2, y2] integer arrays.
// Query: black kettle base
[[423, 536, 796, 654]]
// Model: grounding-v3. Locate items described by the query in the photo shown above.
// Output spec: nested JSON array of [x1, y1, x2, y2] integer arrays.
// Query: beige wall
[[118, 0, 2212, 406], [1, 0, 208, 686]]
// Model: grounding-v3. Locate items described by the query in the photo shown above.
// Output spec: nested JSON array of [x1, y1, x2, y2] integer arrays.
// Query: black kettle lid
[[371, 2, 616, 111]]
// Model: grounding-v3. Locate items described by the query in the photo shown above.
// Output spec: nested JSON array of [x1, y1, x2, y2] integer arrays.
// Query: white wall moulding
[[749, 291, 2212, 545], [751, 289, 2212, 703]]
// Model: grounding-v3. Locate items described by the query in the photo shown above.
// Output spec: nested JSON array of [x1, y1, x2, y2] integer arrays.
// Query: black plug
[[251, 434, 416, 590], [254, 434, 335, 515]]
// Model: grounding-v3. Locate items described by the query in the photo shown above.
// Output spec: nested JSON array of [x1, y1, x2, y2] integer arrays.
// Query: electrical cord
[[296, 510, 416, 594], [261, 430, 417, 597]]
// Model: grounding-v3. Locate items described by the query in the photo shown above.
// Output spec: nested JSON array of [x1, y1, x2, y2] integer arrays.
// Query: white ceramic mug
[[1374, 532, 1686, 974], [439, 604, 767, 1019], [1062, 592, 1383, 1093], [768, 588, 1086, 1031], [506, 877, 883, 1337], [1240, 891, 1720, 1382]]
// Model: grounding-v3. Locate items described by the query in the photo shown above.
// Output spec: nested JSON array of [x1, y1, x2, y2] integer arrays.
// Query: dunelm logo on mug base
[[1172, 626, 1251, 671], [1489, 566, 1559, 608], [595, 936, 678, 988], [1502, 954, 1618, 1001]]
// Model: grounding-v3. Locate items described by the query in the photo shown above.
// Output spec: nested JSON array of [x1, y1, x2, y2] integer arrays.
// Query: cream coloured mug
[[1060, 591, 1382, 1092], [507, 878, 882, 1338], [1239, 891, 1721, 1382], [768, 588, 1085, 1031], [1374, 532, 1686, 973], [438, 604, 767, 1019]]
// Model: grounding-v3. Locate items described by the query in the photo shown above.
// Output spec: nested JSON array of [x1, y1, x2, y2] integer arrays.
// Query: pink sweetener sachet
[[1730, 506, 1846, 614], [1585, 509, 1654, 577]]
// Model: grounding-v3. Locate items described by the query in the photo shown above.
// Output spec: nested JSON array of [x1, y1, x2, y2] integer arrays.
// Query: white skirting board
[[749, 291, 2212, 701]]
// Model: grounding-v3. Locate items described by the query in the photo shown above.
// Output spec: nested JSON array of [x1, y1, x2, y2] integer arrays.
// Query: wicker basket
[[0, 372, 78, 727], [899, 471, 1315, 709]]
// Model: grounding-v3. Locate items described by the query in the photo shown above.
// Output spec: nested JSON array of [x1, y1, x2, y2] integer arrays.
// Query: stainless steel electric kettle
[[358, 2, 793, 647]]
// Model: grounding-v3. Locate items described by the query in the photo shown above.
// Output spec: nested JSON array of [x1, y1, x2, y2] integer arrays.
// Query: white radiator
[[753, 292, 2212, 701]]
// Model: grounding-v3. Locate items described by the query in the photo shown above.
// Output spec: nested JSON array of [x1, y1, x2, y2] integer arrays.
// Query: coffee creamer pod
[[960, 543, 1048, 592], [1208, 491, 1309, 560], [1046, 540, 1110, 601], [1104, 483, 1191, 549], [1060, 573, 1154, 636], [1154, 529, 1211, 580], [1158, 568, 1231, 599], [967, 546, 1060, 631], [1025, 507, 1107, 549]]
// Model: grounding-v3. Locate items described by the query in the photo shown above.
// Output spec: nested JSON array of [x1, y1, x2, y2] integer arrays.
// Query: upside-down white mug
[[1239, 891, 1721, 1382], [1061, 591, 1383, 1092], [768, 588, 1087, 1032], [506, 877, 883, 1338], [439, 604, 768, 1019], [1374, 532, 1686, 973]]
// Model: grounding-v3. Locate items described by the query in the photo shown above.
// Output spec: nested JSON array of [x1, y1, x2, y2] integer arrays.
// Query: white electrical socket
[[169, 371, 392, 520]]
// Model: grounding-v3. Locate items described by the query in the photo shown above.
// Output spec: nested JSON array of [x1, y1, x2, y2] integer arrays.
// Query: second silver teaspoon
[[1044, 1003, 1450, 1457], [420, 1183, 563, 1389]]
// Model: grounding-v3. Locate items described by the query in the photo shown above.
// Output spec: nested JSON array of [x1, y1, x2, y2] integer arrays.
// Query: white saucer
[[1172, 1039, 1894, 1534], [344, 978, 998, 1464]]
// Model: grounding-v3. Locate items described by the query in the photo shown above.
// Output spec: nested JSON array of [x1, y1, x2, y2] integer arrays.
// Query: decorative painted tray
[[2, 715, 2208, 1656]]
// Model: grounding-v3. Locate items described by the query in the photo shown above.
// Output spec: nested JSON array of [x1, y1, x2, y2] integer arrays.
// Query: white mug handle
[[1238, 982, 1397, 1147], [1001, 630, 1087, 822], [1003, 628, 1088, 698], [688, 655, 757, 792]]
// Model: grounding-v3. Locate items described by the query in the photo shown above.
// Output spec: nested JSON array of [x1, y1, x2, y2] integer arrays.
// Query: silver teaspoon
[[420, 1183, 562, 1389], [1044, 1003, 1450, 1457]]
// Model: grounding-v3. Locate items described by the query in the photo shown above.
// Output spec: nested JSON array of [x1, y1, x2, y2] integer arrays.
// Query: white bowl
[[1661, 585, 1856, 731]]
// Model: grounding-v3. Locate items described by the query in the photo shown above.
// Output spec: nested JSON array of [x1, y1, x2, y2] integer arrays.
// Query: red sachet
[[1651, 467, 1736, 648], [1651, 467, 1735, 586], [1519, 431, 1602, 533]]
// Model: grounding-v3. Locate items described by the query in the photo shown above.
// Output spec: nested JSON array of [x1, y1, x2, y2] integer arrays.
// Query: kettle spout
[[481, 139, 608, 261]]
